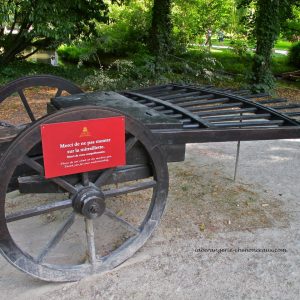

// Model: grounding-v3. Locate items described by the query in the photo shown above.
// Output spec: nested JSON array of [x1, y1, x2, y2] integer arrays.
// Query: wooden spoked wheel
[[0, 106, 168, 282], [0, 75, 83, 128]]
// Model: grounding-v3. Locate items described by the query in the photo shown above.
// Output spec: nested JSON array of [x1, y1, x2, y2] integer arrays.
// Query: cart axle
[[72, 186, 106, 219]]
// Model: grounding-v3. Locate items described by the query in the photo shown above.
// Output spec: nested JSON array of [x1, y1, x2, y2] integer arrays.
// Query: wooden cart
[[0, 75, 299, 281]]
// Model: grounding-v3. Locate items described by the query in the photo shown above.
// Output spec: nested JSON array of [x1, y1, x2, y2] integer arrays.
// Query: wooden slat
[[207, 113, 271, 122], [213, 120, 284, 128], [199, 108, 257, 117], [167, 94, 215, 104]]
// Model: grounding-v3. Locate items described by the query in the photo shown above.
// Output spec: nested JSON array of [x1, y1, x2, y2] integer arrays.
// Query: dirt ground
[[0, 139, 299, 300], [276, 86, 300, 104], [0, 87, 66, 125]]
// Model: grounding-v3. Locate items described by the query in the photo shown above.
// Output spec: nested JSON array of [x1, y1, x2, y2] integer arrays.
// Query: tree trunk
[[148, 0, 172, 57], [0, 17, 32, 66], [251, 0, 280, 91], [0, 35, 29, 66]]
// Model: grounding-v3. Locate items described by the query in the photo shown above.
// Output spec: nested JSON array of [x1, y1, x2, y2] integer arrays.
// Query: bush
[[57, 1, 151, 67], [83, 59, 137, 90], [57, 45, 90, 64], [229, 40, 250, 57], [0, 60, 94, 87], [80, 48, 225, 91], [288, 42, 300, 68], [57, 45, 88, 64]]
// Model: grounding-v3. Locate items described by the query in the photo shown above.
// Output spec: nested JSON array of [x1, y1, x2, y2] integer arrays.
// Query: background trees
[[148, 0, 172, 57], [0, 0, 110, 65], [172, 0, 235, 44], [1, 0, 299, 91], [239, 0, 300, 90]]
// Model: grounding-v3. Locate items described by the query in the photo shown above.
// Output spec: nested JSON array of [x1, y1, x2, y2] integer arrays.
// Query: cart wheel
[[0, 106, 168, 282], [0, 75, 83, 128]]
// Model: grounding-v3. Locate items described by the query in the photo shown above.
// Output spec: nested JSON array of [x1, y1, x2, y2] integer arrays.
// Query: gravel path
[[0, 139, 299, 300]]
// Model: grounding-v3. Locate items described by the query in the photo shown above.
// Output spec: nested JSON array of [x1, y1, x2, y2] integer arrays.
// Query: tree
[[281, 4, 300, 41], [148, 0, 172, 57], [240, 0, 299, 91], [0, 0, 110, 65], [251, 0, 281, 91], [172, 0, 235, 49]]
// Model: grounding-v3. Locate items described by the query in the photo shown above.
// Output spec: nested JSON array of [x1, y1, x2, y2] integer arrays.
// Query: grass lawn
[[210, 39, 233, 47], [187, 45, 296, 76], [211, 38, 293, 51], [271, 53, 296, 74], [274, 40, 293, 51], [210, 49, 251, 74]]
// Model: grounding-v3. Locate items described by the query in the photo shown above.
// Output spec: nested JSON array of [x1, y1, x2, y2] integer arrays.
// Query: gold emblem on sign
[[80, 126, 91, 137]]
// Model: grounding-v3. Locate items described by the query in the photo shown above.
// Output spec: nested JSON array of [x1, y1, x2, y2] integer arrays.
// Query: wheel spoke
[[94, 168, 116, 187], [0, 98, 168, 281], [18, 89, 36, 122], [36, 213, 75, 263], [93, 137, 138, 188], [103, 180, 156, 198], [126, 136, 138, 153], [51, 178, 77, 194], [6, 199, 72, 223], [23, 155, 77, 194], [85, 218, 97, 268], [105, 209, 140, 234], [23, 155, 44, 173], [55, 88, 63, 97], [82, 172, 89, 186]]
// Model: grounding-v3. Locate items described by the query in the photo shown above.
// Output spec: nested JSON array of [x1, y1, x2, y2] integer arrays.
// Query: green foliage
[[239, 0, 299, 23], [0, 0, 110, 65], [56, 1, 152, 65], [206, 48, 252, 75], [148, 0, 173, 56], [82, 57, 161, 91], [95, 1, 152, 56], [271, 54, 295, 74], [250, 54, 276, 92], [248, 0, 281, 92], [229, 39, 250, 57], [248, 0, 299, 91], [178, 49, 223, 81], [2, 0, 298, 92], [196, 47, 295, 78], [172, 0, 236, 50], [274, 40, 293, 50], [279, 3, 300, 41], [0, 60, 94, 87], [57, 45, 91, 64], [288, 41, 300, 68], [80, 47, 224, 91]]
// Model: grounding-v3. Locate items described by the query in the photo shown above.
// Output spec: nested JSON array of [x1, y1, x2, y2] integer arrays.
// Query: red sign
[[41, 117, 126, 178]]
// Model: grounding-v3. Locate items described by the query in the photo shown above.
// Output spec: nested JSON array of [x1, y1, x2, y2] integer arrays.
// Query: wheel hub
[[72, 186, 105, 219]]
